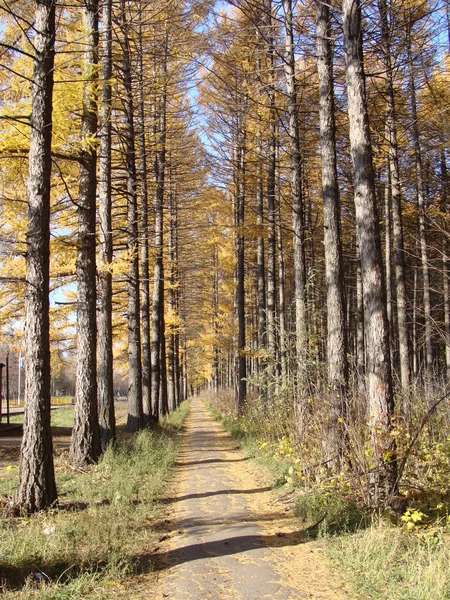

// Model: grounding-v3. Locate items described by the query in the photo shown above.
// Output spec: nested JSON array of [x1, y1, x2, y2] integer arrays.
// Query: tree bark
[[70, 0, 101, 465], [136, 3, 152, 425], [315, 0, 349, 464], [119, 0, 143, 432], [282, 0, 307, 430], [151, 37, 168, 420], [167, 173, 178, 411], [236, 127, 247, 413], [406, 18, 433, 379], [97, 0, 115, 450], [441, 151, 450, 379], [16, 0, 57, 512], [379, 0, 410, 393], [342, 0, 397, 501]]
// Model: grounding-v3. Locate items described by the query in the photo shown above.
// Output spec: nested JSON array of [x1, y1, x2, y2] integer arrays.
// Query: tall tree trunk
[[136, 5, 152, 424], [212, 243, 220, 392], [16, 0, 57, 512], [406, 18, 433, 379], [97, 0, 115, 450], [151, 37, 168, 420], [282, 0, 307, 430], [379, 0, 411, 393], [356, 251, 365, 397], [236, 126, 247, 413], [315, 0, 349, 465], [441, 151, 450, 379], [265, 4, 277, 383], [120, 0, 143, 432], [276, 190, 287, 381], [167, 172, 178, 411], [70, 0, 101, 465], [384, 166, 395, 369], [342, 0, 397, 501]]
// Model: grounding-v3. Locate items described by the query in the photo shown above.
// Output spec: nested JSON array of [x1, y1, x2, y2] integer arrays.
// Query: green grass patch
[[8, 407, 75, 427], [0, 401, 190, 599]]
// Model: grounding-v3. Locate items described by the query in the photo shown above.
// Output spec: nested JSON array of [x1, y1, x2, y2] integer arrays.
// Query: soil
[[127, 398, 355, 600]]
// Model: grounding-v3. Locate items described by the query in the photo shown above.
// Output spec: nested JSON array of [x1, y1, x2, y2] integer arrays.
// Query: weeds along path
[[144, 397, 353, 600]]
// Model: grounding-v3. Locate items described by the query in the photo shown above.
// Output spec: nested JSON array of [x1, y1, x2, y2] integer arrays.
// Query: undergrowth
[[207, 388, 450, 600], [0, 401, 190, 599]]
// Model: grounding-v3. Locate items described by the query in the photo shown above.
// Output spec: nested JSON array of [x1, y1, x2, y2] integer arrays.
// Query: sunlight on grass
[[0, 401, 190, 599], [327, 521, 450, 600]]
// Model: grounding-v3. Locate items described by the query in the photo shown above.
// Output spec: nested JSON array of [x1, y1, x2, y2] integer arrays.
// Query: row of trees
[[0, 0, 210, 511], [0, 0, 448, 511], [195, 0, 449, 503]]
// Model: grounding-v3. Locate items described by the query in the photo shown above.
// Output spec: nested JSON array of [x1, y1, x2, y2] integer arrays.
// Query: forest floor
[[126, 397, 354, 600]]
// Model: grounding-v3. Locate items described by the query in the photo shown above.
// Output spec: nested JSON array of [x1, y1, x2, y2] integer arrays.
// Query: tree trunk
[[282, 0, 307, 431], [97, 0, 115, 450], [379, 0, 411, 394], [151, 37, 168, 420], [441, 151, 450, 379], [406, 19, 433, 379], [167, 175, 178, 411], [276, 189, 287, 381], [384, 166, 395, 369], [342, 0, 397, 501], [70, 0, 101, 465], [315, 0, 349, 465], [119, 0, 143, 432], [16, 0, 57, 512], [356, 252, 365, 397], [237, 132, 247, 413], [256, 121, 266, 367], [136, 5, 152, 425]]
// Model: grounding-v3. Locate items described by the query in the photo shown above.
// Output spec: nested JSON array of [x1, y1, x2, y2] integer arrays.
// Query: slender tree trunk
[[256, 122, 266, 366], [265, 6, 278, 382], [120, 0, 143, 432], [16, 0, 57, 512], [159, 280, 169, 416], [151, 37, 168, 420], [379, 0, 411, 393], [342, 0, 397, 501], [276, 191, 287, 381], [136, 6, 151, 424], [412, 260, 419, 378], [282, 0, 307, 430], [406, 19, 433, 379], [384, 166, 395, 369], [70, 0, 101, 465], [356, 252, 365, 397], [236, 129, 247, 413], [233, 113, 247, 413], [167, 174, 177, 412], [316, 0, 349, 465], [441, 151, 450, 379], [212, 244, 220, 392], [98, 0, 115, 450]]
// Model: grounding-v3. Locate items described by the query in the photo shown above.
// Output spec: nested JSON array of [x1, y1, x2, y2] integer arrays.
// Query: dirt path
[[143, 398, 353, 600]]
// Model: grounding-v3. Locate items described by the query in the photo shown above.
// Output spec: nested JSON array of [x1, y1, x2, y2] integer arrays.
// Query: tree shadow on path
[[144, 528, 312, 572], [161, 486, 273, 504]]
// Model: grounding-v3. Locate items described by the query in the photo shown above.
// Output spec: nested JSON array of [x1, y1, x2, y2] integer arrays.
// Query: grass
[[327, 521, 450, 600], [208, 391, 450, 600], [7, 406, 75, 426], [0, 401, 190, 599]]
